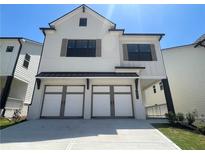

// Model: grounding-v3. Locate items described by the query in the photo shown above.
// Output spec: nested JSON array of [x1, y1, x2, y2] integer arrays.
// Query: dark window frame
[[67, 40, 96, 57], [127, 44, 153, 61], [23, 53, 31, 69], [6, 46, 14, 52], [79, 18, 87, 27]]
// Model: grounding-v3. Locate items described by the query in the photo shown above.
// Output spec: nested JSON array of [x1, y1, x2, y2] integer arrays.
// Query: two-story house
[[0, 37, 42, 117], [28, 5, 174, 120]]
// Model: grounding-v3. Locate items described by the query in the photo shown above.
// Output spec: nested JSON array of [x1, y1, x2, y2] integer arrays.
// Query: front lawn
[[152, 123, 205, 150], [0, 118, 25, 129]]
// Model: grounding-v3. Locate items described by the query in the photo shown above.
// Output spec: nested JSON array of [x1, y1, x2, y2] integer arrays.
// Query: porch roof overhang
[[36, 72, 139, 79]]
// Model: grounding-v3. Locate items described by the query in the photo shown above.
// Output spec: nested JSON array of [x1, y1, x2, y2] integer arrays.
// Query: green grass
[[0, 118, 25, 129], [152, 123, 205, 150]]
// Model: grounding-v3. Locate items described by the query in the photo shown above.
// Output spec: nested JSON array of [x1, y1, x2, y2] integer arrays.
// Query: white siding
[[163, 45, 205, 117], [0, 39, 20, 76], [14, 41, 42, 104]]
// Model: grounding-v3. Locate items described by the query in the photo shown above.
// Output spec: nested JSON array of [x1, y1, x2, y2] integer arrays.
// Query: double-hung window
[[23, 53, 30, 69]]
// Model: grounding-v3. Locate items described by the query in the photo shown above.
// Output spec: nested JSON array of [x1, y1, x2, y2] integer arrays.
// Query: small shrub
[[176, 113, 185, 122], [192, 109, 199, 119], [165, 112, 176, 124], [186, 112, 195, 125], [198, 125, 205, 135]]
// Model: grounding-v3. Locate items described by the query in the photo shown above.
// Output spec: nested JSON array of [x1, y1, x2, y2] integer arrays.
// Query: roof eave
[[0, 37, 42, 45], [122, 33, 165, 41], [39, 27, 56, 35]]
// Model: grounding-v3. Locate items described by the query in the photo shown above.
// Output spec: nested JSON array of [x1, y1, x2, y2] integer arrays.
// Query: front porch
[[141, 78, 174, 118], [0, 76, 28, 117]]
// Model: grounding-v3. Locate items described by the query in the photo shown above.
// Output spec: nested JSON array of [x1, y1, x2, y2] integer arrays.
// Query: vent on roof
[[82, 6, 85, 12]]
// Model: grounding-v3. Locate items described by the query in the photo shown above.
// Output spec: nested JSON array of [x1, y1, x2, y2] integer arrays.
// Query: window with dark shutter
[[123, 44, 156, 61], [6, 46, 14, 52], [66, 40, 98, 57], [23, 53, 30, 69], [79, 18, 87, 26]]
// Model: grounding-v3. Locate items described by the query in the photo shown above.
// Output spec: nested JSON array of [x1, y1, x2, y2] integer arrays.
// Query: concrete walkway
[[0, 119, 180, 150]]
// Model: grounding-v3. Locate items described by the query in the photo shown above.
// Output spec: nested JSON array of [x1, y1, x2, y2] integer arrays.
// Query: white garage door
[[92, 85, 133, 118], [92, 86, 111, 117], [114, 86, 133, 117], [64, 86, 84, 117], [41, 85, 84, 118], [41, 86, 63, 117]]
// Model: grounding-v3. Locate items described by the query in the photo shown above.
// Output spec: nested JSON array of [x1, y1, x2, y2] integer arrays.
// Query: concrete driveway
[[0, 119, 180, 150]]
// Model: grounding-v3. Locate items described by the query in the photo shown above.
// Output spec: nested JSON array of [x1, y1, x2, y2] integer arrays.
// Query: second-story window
[[23, 53, 30, 69], [6, 46, 14, 52], [123, 44, 157, 61], [67, 40, 96, 57]]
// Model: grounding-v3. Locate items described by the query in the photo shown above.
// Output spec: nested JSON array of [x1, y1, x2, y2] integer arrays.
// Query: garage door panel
[[67, 86, 84, 93], [93, 86, 110, 93], [93, 94, 111, 117], [64, 94, 84, 117], [41, 94, 61, 116], [114, 86, 131, 93], [45, 86, 63, 93], [114, 94, 133, 117]]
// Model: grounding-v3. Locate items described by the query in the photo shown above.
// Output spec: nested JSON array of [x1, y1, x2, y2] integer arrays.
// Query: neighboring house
[[0, 37, 42, 117], [144, 34, 205, 119], [28, 5, 174, 120]]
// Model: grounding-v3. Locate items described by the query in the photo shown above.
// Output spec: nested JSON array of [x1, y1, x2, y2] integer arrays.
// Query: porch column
[[134, 79, 146, 119], [162, 78, 175, 114], [84, 78, 91, 119]]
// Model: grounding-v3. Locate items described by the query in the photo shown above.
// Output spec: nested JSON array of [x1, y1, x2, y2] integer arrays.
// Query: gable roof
[[40, 5, 165, 41], [0, 37, 42, 45], [162, 33, 205, 50], [49, 4, 116, 27]]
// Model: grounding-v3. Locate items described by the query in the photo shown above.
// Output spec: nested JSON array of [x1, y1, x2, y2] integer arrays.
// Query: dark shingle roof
[[36, 72, 138, 78]]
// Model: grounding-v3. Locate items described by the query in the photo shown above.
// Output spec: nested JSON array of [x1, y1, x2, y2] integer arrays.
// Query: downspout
[[0, 38, 23, 116]]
